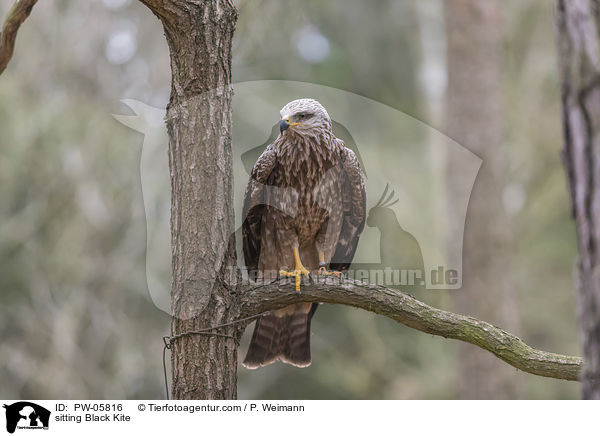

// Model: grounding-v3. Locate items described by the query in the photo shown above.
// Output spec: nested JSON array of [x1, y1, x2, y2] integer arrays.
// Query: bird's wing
[[330, 144, 367, 271], [242, 145, 278, 272]]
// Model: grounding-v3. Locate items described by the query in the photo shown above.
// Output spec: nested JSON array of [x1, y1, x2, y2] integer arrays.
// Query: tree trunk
[[445, 0, 522, 399], [157, 1, 240, 400], [556, 0, 600, 399]]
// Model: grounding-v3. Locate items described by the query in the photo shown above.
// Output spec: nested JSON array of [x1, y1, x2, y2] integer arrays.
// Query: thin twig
[[167, 311, 269, 343], [0, 0, 39, 75]]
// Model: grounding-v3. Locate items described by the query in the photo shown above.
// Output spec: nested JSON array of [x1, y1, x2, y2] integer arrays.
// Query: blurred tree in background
[[445, 0, 521, 399], [0, 0, 580, 399]]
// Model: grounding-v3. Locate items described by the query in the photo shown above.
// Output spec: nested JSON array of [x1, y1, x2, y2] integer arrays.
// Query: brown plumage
[[242, 99, 366, 369]]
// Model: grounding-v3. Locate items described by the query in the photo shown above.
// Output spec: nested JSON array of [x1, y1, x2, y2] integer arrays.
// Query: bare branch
[[0, 0, 38, 75], [136, 0, 177, 24], [240, 278, 582, 381]]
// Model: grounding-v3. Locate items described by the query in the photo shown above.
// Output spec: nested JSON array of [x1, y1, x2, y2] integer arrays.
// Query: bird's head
[[279, 98, 332, 136]]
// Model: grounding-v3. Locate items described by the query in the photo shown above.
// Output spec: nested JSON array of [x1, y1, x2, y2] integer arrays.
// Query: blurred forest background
[[0, 0, 580, 399]]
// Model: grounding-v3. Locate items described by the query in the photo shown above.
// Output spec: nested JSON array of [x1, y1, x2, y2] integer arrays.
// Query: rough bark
[[239, 279, 581, 381], [0, 0, 38, 75], [445, 0, 522, 399], [146, 0, 240, 400], [556, 0, 600, 399]]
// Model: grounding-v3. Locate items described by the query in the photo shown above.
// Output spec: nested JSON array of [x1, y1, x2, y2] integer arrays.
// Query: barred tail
[[242, 303, 318, 369]]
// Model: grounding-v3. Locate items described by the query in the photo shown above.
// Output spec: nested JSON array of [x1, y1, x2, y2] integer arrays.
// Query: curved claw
[[280, 267, 310, 292], [318, 266, 343, 277]]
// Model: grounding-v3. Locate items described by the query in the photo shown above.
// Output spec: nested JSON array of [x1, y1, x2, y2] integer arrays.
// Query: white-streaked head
[[279, 98, 331, 136]]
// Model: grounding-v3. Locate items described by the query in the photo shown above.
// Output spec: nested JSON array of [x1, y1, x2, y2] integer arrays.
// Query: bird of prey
[[242, 98, 366, 368]]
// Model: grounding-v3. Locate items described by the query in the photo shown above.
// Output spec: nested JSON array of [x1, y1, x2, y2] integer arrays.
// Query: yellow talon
[[318, 266, 342, 277], [317, 250, 342, 277], [280, 267, 310, 292], [280, 247, 310, 292]]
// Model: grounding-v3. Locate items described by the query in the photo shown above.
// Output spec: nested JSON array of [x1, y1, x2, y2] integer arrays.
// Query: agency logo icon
[[2, 402, 50, 434]]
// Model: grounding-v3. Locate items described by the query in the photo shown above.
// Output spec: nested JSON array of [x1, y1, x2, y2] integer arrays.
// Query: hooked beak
[[279, 118, 301, 134], [279, 119, 289, 134]]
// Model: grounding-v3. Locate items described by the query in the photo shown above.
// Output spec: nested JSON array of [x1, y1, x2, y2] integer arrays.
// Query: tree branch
[[240, 278, 582, 381], [0, 0, 38, 75], [136, 0, 178, 26]]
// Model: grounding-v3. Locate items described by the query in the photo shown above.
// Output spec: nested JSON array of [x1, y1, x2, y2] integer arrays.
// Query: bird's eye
[[297, 113, 312, 121]]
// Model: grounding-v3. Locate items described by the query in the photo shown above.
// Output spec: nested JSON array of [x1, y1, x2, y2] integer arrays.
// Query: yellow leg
[[279, 247, 310, 292], [318, 250, 343, 277]]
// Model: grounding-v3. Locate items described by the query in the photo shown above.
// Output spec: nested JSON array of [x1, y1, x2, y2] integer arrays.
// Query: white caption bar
[[0, 400, 592, 436]]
